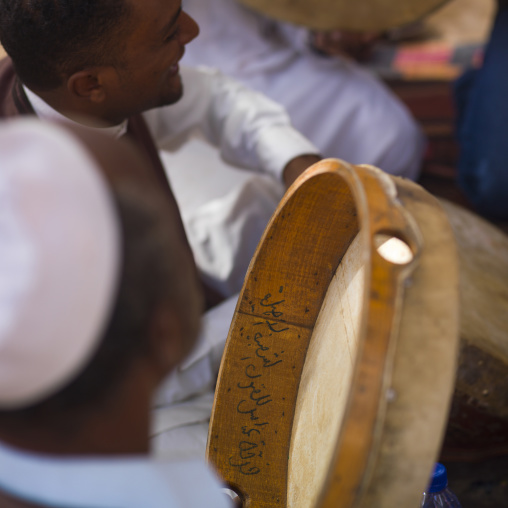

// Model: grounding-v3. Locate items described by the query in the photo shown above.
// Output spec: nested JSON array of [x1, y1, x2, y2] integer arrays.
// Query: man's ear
[[67, 69, 107, 103], [147, 304, 191, 378]]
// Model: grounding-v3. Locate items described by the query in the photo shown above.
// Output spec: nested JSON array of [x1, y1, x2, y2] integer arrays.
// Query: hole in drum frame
[[374, 233, 414, 265], [221, 487, 244, 506]]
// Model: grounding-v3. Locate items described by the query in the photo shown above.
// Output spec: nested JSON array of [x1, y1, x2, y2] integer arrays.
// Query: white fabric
[[151, 392, 214, 461], [151, 295, 238, 460], [181, 0, 425, 179], [155, 295, 237, 406], [144, 66, 315, 298], [0, 119, 120, 408], [160, 140, 283, 296], [0, 441, 230, 508], [23, 86, 129, 138]]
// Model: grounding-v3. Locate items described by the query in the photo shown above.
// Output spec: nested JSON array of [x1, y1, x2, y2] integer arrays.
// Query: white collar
[[0, 441, 228, 508], [23, 86, 128, 139]]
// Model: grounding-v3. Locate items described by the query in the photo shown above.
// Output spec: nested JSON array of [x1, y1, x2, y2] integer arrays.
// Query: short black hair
[[0, 181, 201, 430], [0, 0, 131, 90]]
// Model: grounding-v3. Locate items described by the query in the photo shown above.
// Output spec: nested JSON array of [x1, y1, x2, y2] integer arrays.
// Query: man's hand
[[310, 30, 381, 62], [282, 154, 322, 188]]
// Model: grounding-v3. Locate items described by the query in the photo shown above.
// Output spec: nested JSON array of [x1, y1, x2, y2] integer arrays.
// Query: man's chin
[[171, 87, 184, 104], [160, 78, 184, 107]]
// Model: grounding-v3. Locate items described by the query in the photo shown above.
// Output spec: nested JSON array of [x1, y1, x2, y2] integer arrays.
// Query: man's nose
[[179, 11, 200, 45]]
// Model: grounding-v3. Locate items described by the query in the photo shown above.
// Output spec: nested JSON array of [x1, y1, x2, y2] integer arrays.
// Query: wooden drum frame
[[207, 159, 460, 508]]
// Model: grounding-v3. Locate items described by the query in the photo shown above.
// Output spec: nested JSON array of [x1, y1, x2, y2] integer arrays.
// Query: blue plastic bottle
[[421, 463, 462, 507]]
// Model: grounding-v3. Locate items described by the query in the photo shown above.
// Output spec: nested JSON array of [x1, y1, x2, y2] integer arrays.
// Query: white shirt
[[0, 441, 230, 508], [24, 66, 318, 181]]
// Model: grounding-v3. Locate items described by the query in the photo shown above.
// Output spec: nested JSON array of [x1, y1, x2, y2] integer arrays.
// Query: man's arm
[[144, 66, 320, 184], [283, 154, 322, 187]]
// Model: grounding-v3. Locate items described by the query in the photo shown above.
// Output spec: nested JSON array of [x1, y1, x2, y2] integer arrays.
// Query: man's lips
[[169, 63, 179, 76], [169, 49, 185, 76]]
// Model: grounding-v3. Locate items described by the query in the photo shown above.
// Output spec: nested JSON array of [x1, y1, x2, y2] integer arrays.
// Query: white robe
[[181, 0, 425, 179]]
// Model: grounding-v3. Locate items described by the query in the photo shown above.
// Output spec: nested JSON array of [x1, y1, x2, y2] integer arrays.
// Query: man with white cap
[[0, 0, 320, 300], [0, 118, 230, 507], [0, 2, 321, 458]]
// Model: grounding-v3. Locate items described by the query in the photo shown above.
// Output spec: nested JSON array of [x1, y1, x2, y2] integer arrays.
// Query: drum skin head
[[207, 160, 460, 508], [236, 0, 451, 32]]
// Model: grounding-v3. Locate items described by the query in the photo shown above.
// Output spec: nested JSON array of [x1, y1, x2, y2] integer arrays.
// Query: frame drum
[[207, 159, 460, 507]]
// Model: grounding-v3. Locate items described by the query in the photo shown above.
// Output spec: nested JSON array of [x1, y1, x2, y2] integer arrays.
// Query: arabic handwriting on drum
[[230, 290, 287, 476]]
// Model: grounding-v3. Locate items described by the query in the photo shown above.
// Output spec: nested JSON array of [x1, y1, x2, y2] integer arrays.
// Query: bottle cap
[[428, 463, 448, 493]]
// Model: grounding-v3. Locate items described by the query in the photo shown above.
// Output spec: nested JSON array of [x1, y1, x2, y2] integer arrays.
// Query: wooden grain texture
[[207, 160, 460, 507], [207, 162, 361, 507]]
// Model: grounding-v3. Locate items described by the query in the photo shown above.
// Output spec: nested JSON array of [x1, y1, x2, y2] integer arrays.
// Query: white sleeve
[[143, 66, 319, 181]]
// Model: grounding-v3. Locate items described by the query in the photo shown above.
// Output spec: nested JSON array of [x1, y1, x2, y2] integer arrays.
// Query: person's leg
[[455, 5, 508, 219]]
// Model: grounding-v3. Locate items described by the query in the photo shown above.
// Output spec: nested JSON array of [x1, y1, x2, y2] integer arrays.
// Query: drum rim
[[207, 159, 459, 507]]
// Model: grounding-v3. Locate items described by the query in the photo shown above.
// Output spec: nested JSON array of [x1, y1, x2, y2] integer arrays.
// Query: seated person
[[181, 0, 425, 180], [0, 119, 230, 507], [454, 0, 508, 220], [0, 0, 320, 300]]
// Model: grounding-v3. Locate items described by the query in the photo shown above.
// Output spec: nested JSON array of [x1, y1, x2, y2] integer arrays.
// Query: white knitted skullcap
[[0, 119, 121, 409]]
